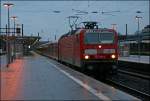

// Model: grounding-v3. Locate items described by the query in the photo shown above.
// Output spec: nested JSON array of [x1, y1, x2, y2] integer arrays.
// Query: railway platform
[[119, 55, 150, 64], [1, 52, 140, 100]]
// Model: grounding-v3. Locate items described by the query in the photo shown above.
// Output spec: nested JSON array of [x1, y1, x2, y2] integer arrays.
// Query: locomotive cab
[[80, 22, 118, 74]]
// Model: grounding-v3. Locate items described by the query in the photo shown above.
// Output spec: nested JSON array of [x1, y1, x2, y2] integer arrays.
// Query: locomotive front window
[[84, 33, 99, 44], [100, 33, 114, 44], [84, 32, 114, 44]]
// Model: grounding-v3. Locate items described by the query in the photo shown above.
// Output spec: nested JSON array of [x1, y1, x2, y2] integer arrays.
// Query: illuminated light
[[111, 54, 116, 59], [84, 55, 89, 59], [98, 45, 102, 48], [3, 3, 14, 8], [11, 16, 17, 20], [4, 4, 8, 7], [28, 45, 31, 49]]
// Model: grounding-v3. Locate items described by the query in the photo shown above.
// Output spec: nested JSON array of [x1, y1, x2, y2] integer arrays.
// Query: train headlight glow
[[111, 54, 116, 59], [84, 55, 89, 59], [98, 45, 102, 48], [28, 45, 31, 49]]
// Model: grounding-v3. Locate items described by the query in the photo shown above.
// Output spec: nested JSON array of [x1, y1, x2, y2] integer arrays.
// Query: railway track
[[118, 69, 150, 80], [105, 67, 150, 101], [106, 78, 150, 101], [78, 66, 150, 101]]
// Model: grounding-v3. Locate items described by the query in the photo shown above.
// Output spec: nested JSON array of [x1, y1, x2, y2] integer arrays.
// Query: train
[[37, 22, 118, 77]]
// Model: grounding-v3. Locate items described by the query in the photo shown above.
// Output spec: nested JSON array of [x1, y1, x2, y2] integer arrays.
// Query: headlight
[[84, 55, 89, 59], [111, 54, 116, 59], [84, 49, 97, 55], [103, 49, 115, 54]]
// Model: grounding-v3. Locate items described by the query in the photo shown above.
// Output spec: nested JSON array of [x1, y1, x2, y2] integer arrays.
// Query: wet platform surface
[[1, 52, 140, 100]]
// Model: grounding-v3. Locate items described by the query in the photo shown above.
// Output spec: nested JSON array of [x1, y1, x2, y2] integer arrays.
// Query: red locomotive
[[38, 22, 118, 77]]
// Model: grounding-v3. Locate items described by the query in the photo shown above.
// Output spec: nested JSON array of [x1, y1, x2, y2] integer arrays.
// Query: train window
[[99, 33, 114, 44], [84, 33, 99, 44], [84, 32, 114, 44]]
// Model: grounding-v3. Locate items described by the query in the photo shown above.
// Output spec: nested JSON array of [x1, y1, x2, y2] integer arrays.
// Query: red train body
[[59, 28, 118, 71], [38, 22, 118, 75]]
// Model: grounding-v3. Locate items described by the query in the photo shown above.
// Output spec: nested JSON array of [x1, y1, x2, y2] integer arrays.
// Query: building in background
[[118, 25, 150, 56]]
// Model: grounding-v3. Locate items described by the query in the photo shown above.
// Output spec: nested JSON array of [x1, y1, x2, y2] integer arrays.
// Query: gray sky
[[1, 1, 149, 41]]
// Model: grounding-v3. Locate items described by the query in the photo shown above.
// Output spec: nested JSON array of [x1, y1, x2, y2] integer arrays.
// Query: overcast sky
[[1, 0, 149, 41]]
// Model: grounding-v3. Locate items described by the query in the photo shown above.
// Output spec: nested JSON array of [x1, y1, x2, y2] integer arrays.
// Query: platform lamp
[[135, 16, 142, 59], [11, 16, 18, 59], [3, 2, 14, 67], [3, 3, 14, 35], [10, 16, 17, 36]]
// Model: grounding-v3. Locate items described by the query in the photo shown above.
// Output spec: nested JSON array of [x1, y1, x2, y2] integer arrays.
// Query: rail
[[107, 78, 150, 101], [118, 69, 150, 80]]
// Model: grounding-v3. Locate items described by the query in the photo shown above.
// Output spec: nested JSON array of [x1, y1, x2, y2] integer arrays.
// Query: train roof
[[59, 29, 78, 39], [59, 21, 117, 40]]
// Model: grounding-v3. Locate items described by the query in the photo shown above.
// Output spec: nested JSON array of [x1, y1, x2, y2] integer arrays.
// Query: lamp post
[[3, 2, 14, 67], [3, 3, 14, 35], [10, 16, 17, 36], [135, 16, 142, 59], [11, 16, 17, 59]]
